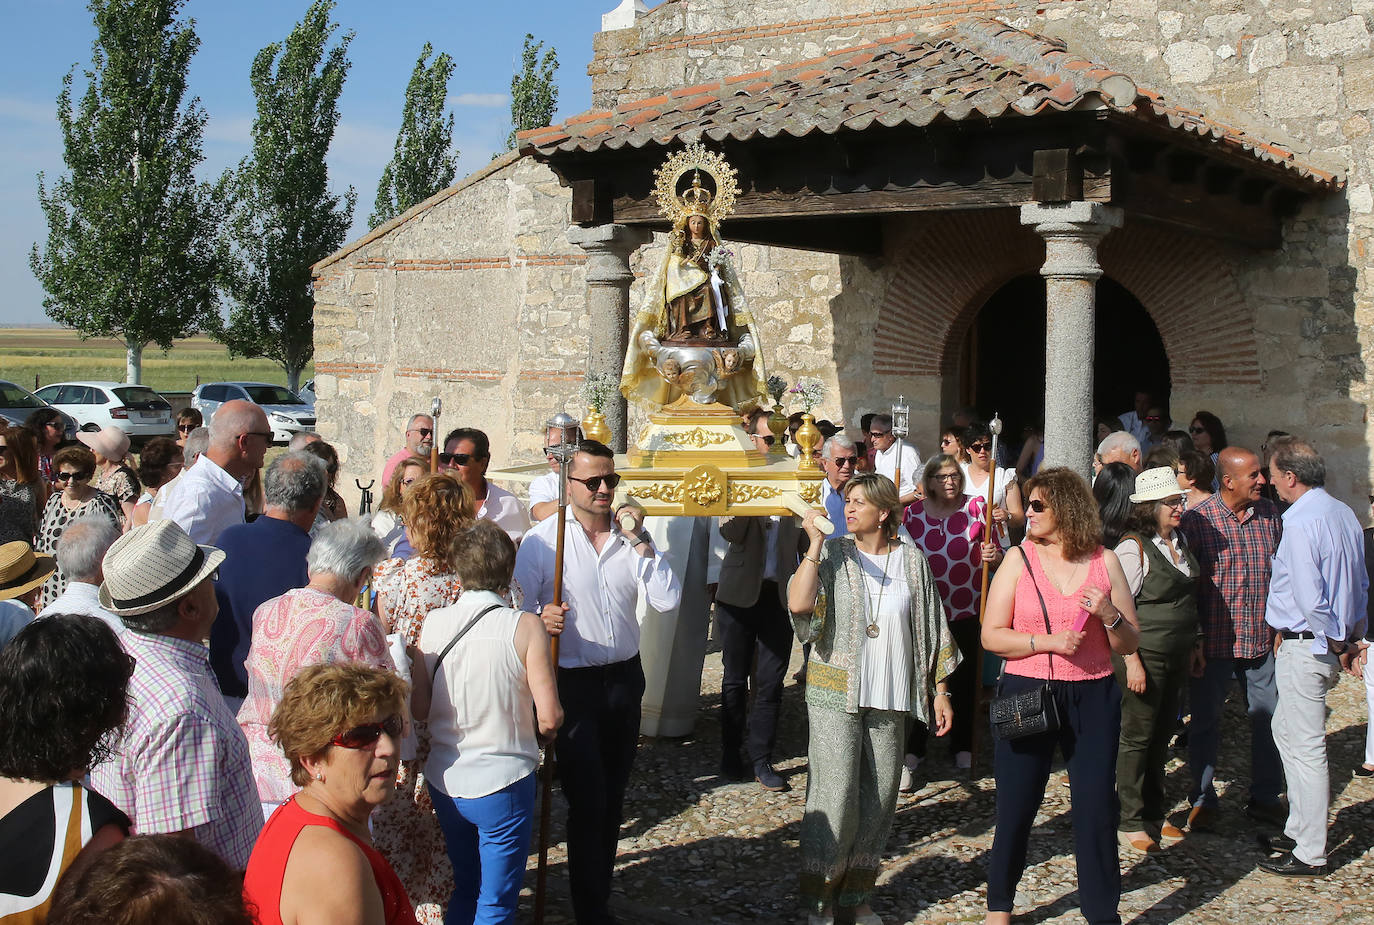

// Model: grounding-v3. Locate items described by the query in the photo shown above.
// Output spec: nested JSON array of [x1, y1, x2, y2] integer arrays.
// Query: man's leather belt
[[1280, 630, 1316, 640]]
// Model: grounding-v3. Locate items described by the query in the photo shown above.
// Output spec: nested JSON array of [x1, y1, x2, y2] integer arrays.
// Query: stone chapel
[[311, 0, 1373, 505]]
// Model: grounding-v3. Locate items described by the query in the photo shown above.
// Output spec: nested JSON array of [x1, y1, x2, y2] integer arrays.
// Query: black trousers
[[986, 673, 1123, 925], [556, 656, 644, 925], [718, 581, 793, 765], [905, 617, 982, 757]]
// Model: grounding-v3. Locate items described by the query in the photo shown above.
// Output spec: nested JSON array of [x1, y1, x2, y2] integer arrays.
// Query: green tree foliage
[[214, 0, 355, 393], [371, 43, 457, 229], [30, 0, 222, 385], [506, 34, 558, 151]]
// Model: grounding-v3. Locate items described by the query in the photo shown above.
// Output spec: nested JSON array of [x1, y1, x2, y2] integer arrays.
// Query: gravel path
[[521, 634, 1374, 924]]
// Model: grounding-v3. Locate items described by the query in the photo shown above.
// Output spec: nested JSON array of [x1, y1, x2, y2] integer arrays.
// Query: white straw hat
[[99, 520, 225, 617], [1129, 466, 1187, 504], [77, 426, 131, 463]]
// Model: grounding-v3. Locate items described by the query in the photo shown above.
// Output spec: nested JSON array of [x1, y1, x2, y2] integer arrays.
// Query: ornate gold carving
[[652, 143, 739, 227], [729, 483, 783, 503], [798, 482, 822, 505], [629, 482, 685, 503], [685, 471, 723, 506], [660, 427, 733, 448]]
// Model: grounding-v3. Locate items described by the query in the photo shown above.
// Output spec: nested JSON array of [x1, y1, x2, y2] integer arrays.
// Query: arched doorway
[[959, 274, 1170, 442]]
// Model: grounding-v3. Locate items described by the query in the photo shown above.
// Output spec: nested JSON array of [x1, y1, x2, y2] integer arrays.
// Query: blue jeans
[[429, 773, 537, 925], [1187, 651, 1284, 808]]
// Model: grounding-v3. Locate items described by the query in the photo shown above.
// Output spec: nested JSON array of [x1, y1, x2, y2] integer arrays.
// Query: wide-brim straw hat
[[0, 541, 57, 600], [77, 426, 131, 463], [99, 520, 225, 617], [1130, 466, 1187, 504]]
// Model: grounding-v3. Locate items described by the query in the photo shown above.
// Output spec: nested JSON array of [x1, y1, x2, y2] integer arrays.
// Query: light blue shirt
[[1265, 487, 1369, 654], [821, 480, 850, 538]]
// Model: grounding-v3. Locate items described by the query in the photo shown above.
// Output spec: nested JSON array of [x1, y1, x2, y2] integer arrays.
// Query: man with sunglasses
[[512, 440, 681, 925], [381, 412, 434, 486], [529, 421, 583, 523], [867, 412, 922, 506], [441, 427, 531, 542], [160, 401, 272, 545], [819, 434, 859, 538]]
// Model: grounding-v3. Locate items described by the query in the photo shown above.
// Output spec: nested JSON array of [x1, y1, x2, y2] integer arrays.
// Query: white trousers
[[1272, 642, 1341, 866]]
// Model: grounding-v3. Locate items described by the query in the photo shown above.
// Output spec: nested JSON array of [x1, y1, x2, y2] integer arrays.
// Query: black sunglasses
[[439, 452, 483, 466], [868, 429, 891, 437], [1028, 499, 1048, 513], [568, 473, 622, 492], [0, 445, 7, 455], [410, 427, 433, 437], [330, 713, 404, 749], [753, 433, 775, 446], [54, 470, 93, 483], [177, 423, 196, 433], [967, 442, 991, 453], [830, 455, 858, 467]]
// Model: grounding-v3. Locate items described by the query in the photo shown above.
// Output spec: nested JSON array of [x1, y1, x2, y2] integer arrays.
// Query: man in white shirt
[[160, 401, 270, 544], [441, 427, 531, 541], [868, 413, 921, 504], [37, 516, 122, 634], [1117, 390, 1153, 448], [528, 421, 582, 522], [512, 441, 681, 925]]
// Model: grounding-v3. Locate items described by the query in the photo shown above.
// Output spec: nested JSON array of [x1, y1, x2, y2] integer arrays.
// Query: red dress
[[244, 796, 417, 925]]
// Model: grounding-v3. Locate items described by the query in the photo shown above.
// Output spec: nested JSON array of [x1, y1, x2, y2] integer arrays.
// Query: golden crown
[[652, 144, 739, 227]]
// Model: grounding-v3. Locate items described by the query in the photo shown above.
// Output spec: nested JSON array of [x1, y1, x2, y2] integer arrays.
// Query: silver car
[[0, 379, 77, 438], [191, 381, 316, 444]]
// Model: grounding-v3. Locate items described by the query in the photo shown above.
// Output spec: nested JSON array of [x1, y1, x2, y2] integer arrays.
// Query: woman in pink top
[[980, 467, 1140, 925]]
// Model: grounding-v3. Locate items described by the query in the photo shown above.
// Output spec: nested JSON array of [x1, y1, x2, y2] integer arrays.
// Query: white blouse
[[856, 544, 913, 711], [1114, 533, 1192, 597]]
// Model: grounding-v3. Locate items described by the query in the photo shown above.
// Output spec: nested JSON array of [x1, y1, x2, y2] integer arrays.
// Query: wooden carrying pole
[[533, 441, 572, 924], [970, 412, 1001, 778], [429, 397, 442, 473]]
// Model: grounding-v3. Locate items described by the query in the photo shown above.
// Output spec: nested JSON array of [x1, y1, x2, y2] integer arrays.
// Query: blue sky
[[0, 0, 626, 325]]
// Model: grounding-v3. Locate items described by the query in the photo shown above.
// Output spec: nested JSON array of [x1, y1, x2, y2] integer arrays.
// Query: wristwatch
[[632, 530, 652, 548]]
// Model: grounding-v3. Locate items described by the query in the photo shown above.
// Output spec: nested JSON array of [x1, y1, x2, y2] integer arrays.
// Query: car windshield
[[244, 386, 303, 405], [0, 382, 44, 408], [113, 387, 170, 410]]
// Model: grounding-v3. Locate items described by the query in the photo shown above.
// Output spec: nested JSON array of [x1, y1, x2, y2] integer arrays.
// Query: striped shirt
[[90, 631, 260, 869], [1178, 493, 1281, 660]]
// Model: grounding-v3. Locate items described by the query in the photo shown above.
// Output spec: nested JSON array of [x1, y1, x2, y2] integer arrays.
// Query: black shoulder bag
[[989, 547, 1063, 741], [431, 604, 504, 682]]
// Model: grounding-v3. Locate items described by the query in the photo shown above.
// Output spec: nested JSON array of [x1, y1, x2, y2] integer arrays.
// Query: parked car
[[298, 378, 316, 407], [191, 381, 316, 444], [0, 379, 77, 438], [34, 381, 175, 442]]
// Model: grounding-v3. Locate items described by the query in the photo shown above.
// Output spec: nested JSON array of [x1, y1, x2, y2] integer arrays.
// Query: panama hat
[[0, 542, 57, 600], [77, 426, 131, 464], [1129, 466, 1188, 504], [99, 520, 225, 617]]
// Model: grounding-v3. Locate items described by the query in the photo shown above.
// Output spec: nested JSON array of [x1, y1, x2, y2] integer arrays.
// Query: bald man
[[160, 399, 272, 544]]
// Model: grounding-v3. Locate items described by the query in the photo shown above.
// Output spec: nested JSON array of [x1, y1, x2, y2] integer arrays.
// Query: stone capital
[[1020, 202, 1124, 281], [568, 224, 653, 285]]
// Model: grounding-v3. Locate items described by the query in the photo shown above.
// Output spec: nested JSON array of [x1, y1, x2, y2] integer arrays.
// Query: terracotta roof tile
[[521, 17, 1338, 188]]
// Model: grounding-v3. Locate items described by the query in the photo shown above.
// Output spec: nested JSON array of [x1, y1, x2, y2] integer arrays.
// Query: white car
[[191, 381, 316, 444], [299, 378, 316, 407], [34, 381, 174, 441]]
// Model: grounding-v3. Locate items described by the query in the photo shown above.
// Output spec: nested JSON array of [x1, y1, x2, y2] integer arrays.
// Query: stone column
[[1019, 202, 1123, 478], [567, 223, 652, 451]]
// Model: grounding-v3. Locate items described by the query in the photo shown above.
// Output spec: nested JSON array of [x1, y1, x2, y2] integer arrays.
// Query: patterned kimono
[[791, 533, 960, 914]]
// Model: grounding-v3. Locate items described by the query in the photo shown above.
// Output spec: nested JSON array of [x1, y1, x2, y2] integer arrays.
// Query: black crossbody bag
[[431, 604, 504, 682], [989, 547, 1063, 741]]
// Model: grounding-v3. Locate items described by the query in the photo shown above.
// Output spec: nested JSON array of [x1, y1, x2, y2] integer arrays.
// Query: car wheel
[[80, 423, 100, 432]]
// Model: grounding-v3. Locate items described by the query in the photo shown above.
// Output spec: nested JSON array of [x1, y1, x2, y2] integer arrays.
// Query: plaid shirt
[[91, 631, 260, 869], [1178, 493, 1282, 659]]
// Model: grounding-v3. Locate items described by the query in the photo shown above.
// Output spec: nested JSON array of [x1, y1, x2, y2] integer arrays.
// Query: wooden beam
[[1114, 171, 1282, 249], [1032, 149, 1083, 202], [724, 216, 883, 257], [571, 178, 612, 226]]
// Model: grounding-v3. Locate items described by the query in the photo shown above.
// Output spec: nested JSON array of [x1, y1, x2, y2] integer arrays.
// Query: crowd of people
[[0, 392, 1370, 925]]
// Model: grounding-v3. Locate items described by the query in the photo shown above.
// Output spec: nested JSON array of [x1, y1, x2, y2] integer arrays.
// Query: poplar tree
[[371, 43, 457, 229], [30, 0, 221, 385], [214, 0, 355, 393], [506, 34, 558, 151]]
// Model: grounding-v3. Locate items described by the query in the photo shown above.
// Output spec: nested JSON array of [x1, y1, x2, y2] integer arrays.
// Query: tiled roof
[[520, 18, 1340, 189]]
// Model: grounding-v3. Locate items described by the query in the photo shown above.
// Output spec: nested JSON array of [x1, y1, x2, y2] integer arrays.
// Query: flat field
[[0, 327, 313, 394]]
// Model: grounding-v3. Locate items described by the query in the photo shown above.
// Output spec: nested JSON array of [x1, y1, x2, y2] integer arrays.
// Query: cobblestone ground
[[520, 636, 1374, 925]]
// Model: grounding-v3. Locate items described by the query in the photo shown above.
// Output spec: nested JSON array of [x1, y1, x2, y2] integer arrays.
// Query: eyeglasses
[[1028, 499, 1048, 513], [1161, 496, 1187, 508], [752, 434, 775, 446], [239, 431, 274, 442], [438, 452, 483, 467], [935, 472, 961, 482], [830, 455, 858, 467], [0, 445, 7, 456], [967, 442, 991, 453], [1188, 425, 1206, 435], [177, 424, 196, 434], [54, 470, 92, 483], [568, 473, 622, 492], [409, 427, 433, 438], [868, 429, 891, 437], [329, 714, 404, 749], [44, 421, 63, 430]]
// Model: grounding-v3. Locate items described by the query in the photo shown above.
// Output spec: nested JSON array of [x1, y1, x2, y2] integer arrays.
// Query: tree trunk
[[125, 341, 143, 384], [285, 365, 300, 395]]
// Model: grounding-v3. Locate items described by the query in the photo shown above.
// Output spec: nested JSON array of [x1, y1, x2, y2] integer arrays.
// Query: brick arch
[[874, 211, 1260, 389]]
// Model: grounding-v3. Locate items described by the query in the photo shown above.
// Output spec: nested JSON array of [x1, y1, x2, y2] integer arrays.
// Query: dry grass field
[[0, 327, 313, 394]]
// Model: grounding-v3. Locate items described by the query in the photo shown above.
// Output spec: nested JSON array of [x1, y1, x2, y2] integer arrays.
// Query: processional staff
[[533, 411, 578, 925], [971, 412, 1002, 778], [429, 397, 442, 474], [891, 395, 909, 500]]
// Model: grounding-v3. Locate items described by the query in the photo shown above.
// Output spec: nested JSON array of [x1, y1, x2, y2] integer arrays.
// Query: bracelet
[[632, 535, 651, 548], [1106, 611, 1125, 631], [804, 555, 821, 564], [936, 690, 953, 698], [1029, 634, 1036, 653]]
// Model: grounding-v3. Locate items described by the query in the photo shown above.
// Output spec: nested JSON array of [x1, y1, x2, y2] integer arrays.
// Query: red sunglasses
[[330, 714, 404, 749]]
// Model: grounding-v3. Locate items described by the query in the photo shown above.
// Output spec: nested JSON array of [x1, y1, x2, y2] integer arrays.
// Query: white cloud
[[450, 92, 507, 108]]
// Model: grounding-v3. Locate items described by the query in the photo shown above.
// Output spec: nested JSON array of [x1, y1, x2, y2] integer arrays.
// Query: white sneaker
[[899, 765, 915, 792], [955, 750, 972, 769]]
